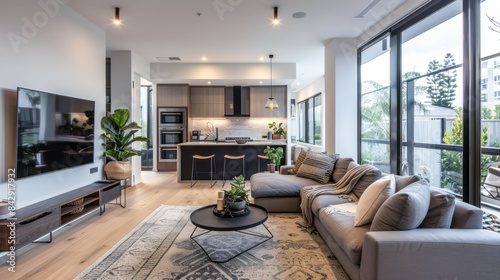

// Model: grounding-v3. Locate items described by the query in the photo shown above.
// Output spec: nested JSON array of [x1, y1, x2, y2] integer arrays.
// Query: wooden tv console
[[0, 181, 123, 251]]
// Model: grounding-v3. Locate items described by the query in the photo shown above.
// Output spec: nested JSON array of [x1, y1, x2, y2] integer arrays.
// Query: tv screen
[[16, 87, 95, 179]]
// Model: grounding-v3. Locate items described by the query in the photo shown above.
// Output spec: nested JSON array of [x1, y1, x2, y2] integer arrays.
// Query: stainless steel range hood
[[224, 86, 250, 117]]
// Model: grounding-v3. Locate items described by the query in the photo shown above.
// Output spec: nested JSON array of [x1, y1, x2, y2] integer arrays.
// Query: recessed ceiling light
[[296, 82, 301, 85], [292, 12, 306, 19], [157, 57, 181, 61], [259, 56, 264, 61], [201, 56, 207, 61], [259, 81, 263, 84], [207, 81, 211, 84]]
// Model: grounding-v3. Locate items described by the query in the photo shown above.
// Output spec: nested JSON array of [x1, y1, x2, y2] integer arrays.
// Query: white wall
[[0, 1, 105, 207]]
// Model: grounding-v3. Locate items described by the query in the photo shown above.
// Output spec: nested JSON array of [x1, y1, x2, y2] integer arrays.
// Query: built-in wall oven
[[158, 108, 187, 164]]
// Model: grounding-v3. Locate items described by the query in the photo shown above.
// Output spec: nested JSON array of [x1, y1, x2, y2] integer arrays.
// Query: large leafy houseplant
[[100, 109, 149, 179]]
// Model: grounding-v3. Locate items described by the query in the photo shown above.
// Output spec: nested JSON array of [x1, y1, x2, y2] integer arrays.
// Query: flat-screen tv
[[16, 87, 95, 179]]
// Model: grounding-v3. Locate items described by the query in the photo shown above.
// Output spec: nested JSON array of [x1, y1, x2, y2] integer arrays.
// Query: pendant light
[[265, 54, 278, 109]]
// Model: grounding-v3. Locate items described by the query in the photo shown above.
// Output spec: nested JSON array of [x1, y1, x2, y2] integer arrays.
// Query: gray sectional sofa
[[250, 157, 500, 280]]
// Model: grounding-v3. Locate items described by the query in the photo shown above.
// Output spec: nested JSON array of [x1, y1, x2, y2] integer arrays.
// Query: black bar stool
[[222, 154, 245, 187], [257, 154, 269, 172], [191, 154, 217, 188]]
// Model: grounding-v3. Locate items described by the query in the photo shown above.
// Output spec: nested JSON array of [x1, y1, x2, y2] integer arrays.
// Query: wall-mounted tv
[[16, 87, 95, 179]]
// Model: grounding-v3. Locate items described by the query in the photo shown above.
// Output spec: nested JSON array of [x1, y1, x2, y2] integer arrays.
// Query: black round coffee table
[[190, 204, 273, 263]]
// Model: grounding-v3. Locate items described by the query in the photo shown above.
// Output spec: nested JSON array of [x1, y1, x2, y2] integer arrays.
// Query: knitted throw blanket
[[299, 164, 376, 231]]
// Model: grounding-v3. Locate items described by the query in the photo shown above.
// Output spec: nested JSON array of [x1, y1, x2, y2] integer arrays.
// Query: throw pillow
[[354, 174, 395, 227], [296, 151, 337, 184], [395, 174, 422, 192], [288, 148, 310, 175], [332, 157, 355, 182], [370, 181, 431, 231], [419, 188, 455, 228], [348, 162, 383, 199]]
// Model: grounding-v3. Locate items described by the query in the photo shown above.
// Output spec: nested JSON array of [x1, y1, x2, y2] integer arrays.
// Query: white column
[[324, 38, 358, 159]]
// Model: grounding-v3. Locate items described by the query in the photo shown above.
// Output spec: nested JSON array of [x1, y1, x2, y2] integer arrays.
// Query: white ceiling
[[67, 0, 415, 91]]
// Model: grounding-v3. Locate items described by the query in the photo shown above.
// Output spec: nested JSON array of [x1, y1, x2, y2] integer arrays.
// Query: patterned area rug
[[76, 205, 349, 280]]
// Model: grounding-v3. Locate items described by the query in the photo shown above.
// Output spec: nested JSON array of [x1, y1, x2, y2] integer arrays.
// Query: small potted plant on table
[[223, 175, 250, 215], [263, 146, 284, 173]]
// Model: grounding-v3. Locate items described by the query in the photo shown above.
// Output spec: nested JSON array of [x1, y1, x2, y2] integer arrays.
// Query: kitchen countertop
[[179, 140, 287, 146]]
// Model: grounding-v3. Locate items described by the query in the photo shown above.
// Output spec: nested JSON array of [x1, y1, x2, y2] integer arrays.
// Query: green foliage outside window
[[441, 107, 493, 193]]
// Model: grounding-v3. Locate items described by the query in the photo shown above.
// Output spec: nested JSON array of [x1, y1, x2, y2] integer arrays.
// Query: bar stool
[[257, 155, 269, 172], [222, 154, 245, 188], [191, 154, 217, 188]]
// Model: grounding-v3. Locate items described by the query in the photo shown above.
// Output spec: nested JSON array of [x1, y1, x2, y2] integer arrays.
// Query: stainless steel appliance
[[158, 108, 187, 166], [158, 108, 186, 126]]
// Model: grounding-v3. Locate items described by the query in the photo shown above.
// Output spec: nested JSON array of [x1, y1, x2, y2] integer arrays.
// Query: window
[[298, 93, 322, 145], [358, 0, 500, 209]]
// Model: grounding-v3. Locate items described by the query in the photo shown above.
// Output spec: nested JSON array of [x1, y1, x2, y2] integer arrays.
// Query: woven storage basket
[[69, 206, 84, 215], [65, 197, 85, 215], [66, 197, 84, 206]]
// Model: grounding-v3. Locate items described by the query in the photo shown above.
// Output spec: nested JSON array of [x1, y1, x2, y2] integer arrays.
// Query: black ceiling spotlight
[[273, 7, 279, 25], [113, 7, 121, 25], [265, 54, 278, 109]]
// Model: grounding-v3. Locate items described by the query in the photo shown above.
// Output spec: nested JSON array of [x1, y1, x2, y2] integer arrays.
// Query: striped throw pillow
[[296, 151, 337, 184], [288, 148, 310, 175]]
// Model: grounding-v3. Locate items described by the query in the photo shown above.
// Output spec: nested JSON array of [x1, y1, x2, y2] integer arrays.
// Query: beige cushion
[[288, 148, 310, 175], [296, 151, 337, 184], [419, 188, 455, 228], [332, 158, 355, 182], [354, 175, 395, 226], [370, 181, 430, 231]]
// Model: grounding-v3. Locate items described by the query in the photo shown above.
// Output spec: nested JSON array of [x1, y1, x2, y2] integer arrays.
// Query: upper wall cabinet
[[157, 84, 189, 107], [190, 86, 225, 118], [250, 86, 287, 118]]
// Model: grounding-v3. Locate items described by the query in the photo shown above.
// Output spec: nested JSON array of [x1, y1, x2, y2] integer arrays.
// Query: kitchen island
[[177, 141, 287, 182]]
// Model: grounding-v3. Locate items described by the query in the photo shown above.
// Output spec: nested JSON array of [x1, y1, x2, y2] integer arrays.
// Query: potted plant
[[268, 122, 286, 139], [223, 175, 250, 213], [100, 109, 149, 180], [263, 146, 284, 173]]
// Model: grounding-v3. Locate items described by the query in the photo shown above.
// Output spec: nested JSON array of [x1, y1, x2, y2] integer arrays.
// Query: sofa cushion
[[311, 195, 352, 216], [419, 188, 455, 228], [354, 175, 395, 226], [288, 147, 310, 175], [318, 208, 370, 265], [370, 181, 430, 231], [395, 174, 421, 192], [347, 162, 383, 199], [296, 151, 337, 184], [332, 158, 355, 183], [250, 173, 318, 198]]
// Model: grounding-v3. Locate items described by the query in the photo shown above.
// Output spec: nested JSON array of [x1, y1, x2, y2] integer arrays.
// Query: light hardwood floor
[[0, 171, 235, 280]]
